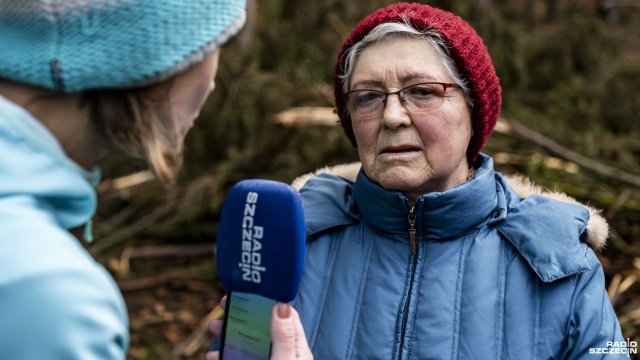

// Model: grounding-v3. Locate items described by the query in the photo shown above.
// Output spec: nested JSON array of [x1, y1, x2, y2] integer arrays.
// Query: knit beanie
[[0, 0, 246, 92], [335, 2, 501, 163]]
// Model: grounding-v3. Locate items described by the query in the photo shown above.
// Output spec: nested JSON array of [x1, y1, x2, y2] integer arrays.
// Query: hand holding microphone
[[207, 296, 312, 360], [210, 179, 312, 360]]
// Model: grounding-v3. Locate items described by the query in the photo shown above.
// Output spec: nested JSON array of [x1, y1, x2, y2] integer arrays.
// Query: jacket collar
[[352, 154, 498, 242], [297, 154, 607, 283], [0, 95, 99, 230]]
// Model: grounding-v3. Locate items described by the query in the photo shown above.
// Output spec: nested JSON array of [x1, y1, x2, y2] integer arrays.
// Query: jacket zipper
[[408, 207, 417, 255], [397, 206, 419, 359]]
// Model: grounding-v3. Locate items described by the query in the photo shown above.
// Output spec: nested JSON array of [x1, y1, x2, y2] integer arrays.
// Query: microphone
[[217, 179, 306, 302], [216, 179, 307, 359]]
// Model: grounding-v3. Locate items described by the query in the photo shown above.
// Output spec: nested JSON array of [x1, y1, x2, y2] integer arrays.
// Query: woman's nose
[[381, 94, 411, 129]]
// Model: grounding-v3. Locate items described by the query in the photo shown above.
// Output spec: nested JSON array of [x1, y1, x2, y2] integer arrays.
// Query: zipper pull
[[408, 206, 417, 255]]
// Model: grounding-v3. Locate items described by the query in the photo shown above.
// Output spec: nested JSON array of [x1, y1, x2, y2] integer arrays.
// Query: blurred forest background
[[84, 0, 640, 358]]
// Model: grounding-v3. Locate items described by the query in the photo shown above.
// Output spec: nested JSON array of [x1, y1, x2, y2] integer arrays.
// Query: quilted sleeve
[[559, 249, 630, 359]]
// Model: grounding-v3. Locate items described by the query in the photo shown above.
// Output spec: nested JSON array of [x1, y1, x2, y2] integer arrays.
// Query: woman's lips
[[380, 146, 421, 154], [379, 146, 422, 159]]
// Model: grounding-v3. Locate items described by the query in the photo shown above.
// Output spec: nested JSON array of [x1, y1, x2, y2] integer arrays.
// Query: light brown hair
[[83, 85, 183, 185]]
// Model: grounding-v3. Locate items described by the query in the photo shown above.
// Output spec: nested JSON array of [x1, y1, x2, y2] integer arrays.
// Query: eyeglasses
[[344, 82, 462, 119]]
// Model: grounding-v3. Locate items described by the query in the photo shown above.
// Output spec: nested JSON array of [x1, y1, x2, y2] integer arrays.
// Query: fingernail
[[277, 302, 291, 319]]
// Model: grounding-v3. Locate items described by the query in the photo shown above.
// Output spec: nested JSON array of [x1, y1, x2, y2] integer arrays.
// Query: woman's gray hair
[[339, 18, 474, 109]]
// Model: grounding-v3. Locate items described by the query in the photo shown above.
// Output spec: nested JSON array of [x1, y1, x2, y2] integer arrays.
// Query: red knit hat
[[334, 2, 502, 164]]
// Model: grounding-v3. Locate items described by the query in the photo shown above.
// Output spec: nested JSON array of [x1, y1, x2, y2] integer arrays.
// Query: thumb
[[270, 302, 315, 359], [270, 303, 298, 358]]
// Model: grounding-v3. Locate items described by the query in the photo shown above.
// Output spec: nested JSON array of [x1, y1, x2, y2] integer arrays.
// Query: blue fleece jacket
[[0, 95, 128, 359]]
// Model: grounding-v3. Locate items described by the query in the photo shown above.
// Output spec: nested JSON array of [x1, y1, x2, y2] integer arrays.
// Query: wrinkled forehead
[[350, 36, 451, 89]]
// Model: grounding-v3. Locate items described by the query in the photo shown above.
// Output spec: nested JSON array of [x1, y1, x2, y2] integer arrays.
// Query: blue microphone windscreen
[[217, 179, 306, 302]]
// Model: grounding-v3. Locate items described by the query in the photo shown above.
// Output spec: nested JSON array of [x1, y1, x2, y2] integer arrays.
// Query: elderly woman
[[292, 3, 625, 359]]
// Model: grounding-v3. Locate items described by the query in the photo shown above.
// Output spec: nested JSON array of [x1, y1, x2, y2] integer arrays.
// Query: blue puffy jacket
[[293, 155, 627, 359], [0, 95, 129, 359]]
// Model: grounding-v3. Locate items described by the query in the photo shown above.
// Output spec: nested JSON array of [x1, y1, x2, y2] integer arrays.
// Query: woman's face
[[146, 49, 221, 149], [349, 36, 472, 200]]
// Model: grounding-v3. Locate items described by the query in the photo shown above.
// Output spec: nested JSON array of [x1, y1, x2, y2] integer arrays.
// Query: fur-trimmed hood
[[292, 162, 609, 252]]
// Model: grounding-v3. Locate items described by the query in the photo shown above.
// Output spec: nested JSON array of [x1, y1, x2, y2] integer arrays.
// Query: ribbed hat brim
[[0, 0, 246, 92]]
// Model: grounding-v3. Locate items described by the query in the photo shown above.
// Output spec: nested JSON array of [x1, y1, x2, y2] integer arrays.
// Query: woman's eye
[[353, 92, 381, 107], [406, 85, 439, 98]]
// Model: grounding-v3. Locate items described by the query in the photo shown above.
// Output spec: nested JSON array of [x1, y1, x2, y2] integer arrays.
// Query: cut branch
[[126, 244, 215, 260], [117, 266, 202, 292], [89, 191, 180, 255], [498, 118, 640, 188], [168, 306, 224, 359]]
